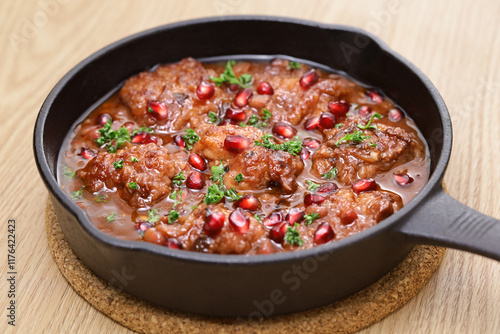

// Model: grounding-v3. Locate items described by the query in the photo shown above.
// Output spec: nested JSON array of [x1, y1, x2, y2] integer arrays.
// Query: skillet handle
[[396, 185, 500, 261]]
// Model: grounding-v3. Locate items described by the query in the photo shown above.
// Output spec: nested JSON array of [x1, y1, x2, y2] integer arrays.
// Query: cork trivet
[[45, 199, 445, 334]]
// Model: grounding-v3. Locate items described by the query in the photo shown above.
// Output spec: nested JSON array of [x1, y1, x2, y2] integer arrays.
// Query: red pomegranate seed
[[317, 183, 338, 195], [263, 212, 283, 228], [358, 106, 371, 117], [165, 238, 183, 250], [123, 122, 135, 133], [366, 90, 383, 103], [224, 135, 250, 153], [235, 195, 259, 211], [304, 116, 320, 131], [269, 222, 288, 243], [143, 228, 166, 245], [229, 208, 250, 234], [313, 223, 335, 244], [196, 81, 215, 100], [340, 209, 358, 226], [272, 122, 297, 139], [319, 112, 336, 129], [188, 153, 207, 171], [228, 83, 240, 92], [131, 132, 150, 144], [352, 179, 378, 193], [300, 147, 311, 160], [257, 81, 274, 95], [225, 107, 247, 123], [80, 148, 95, 159], [389, 108, 404, 122], [96, 113, 112, 126], [204, 211, 225, 237], [186, 171, 204, 190], [304, 193, 325, 206], [144, 135, 158, 145], [234, 89, 252, 108], [147, 100, 168, 120], [393, 173, 414, 186], [174, 135, 185, 149], [299, 70, 319, 89], [219, 119, 232, 126], [303, 138, 321, 150], [328, 100, 350, 117], [285, 208, 305, 225], [136, 221, 152, 231]]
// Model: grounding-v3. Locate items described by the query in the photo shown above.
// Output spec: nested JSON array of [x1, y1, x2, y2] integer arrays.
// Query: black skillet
[[34, 16, 500, 317]]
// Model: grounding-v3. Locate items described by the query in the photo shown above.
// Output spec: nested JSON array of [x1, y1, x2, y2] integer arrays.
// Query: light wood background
[[1, 0, 499, 333]]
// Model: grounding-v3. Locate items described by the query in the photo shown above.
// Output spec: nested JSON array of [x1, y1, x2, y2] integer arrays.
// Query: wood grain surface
[[1, 0, 499, 333]]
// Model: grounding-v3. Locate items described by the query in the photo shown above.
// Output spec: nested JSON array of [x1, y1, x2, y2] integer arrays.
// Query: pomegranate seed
[[389, 108, 404, 122], [228, 83, 240, 92], [303, 138, 321, 150], [80, 148, 95, 159], [186, 171, 204, 190], [135, 221, 151, 231], [196, 81, 215, 100], [304, 116, 320, 131], [263, 212, 283, 228], [352, 179, 378, 193], [319, 112, 336, 129], [143, 228, 166, 245], [299, 70, 319, 89], [340, 209, 358, 226], [225, 107, 247, 123], [393, 173, 414, 186], [147, 100, 168, 120], [165, 238, 183, 250], [272, 122, 297, 139], [144, 135, 158, 145], [204, 211, 225, 237], [269, 222, 288, 243], [328, 100, 350, 117], [317, 183, 338, 195], [131, 132, 150, 144], [123, 122, 135, 133], [285, 208, 305, 225], [300, 147, 310, 160], [234, 89, 252, 108], [235, 195, 259, 211], [229, 208, 250, 234], [313, 223, 335, 244], [174, 135, 185, 149], [304, 193, 325, 206], [257, 81, 274, 95], [219, 119, 232, 126], [366, 89, 383, 103], [96, 113, 112, 126], [188, 153, 207, 171], [224, 135, 250, 153], [358, 106, 371, 117]]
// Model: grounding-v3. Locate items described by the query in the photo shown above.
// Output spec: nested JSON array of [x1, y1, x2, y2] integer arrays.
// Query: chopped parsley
[[322, 167, 338, 180], [130, 156, 139, 162], [128, 182, 138, 189], [335, 123, 344, 129], [131, 127, 154, 136], [172, 171, 186, 186], [208, 111, 219, 124], [234, 173, 244, 183], [70, 187, 84, 200], [182, 129, 200, 150], [113, 159, 124, 169], [357, 113, 381, 130], [284, 223, 304, 246], [255, 134, 302, 156], [95, 120, 131, 153], [262, 109, 272, 126], [106, 212, 117, 222], [62, 165, 75, 180], [335, 130, 370, 146], [95, 193, 108, 203], [210, 60, 253, 88], [241, 109, 272, 128], [210, 160, 226, 182], [254, 214, 262, 223], [147, 209, 160, 224], [305, 180, 320, 192], [247, 115, 259, 126], [224, 188, 242, 201], [169, 189, 183, 208], [304, 212, 320, 226], [203, 184, 225, 204], [369, 141, 377, 148], [168, 210, 179, 224], [288, 61, 302, 70]]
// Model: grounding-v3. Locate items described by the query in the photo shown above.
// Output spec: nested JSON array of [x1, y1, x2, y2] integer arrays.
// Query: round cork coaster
[[45, 199, 445, 334]]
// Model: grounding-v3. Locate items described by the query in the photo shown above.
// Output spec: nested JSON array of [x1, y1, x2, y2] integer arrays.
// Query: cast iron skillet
[[34, 16, 500, 317]]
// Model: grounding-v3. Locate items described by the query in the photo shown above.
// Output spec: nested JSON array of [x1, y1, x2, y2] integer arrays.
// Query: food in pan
[[58, 57, 429, 254]]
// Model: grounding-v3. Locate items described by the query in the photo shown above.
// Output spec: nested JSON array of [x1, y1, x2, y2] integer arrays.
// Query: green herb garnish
[[305, 180, 320, 192], [130, 156, 139, 162], [208, 111, 219, 124], [128, 182, 138, 189], [147, 209, 160, 224], [95, 193, 108, 203], [106, 212, 117, 222], [70, 187, 84, 200], [131, 127, 154, 136], [172, 171, 186, 186], [357, 113, 381, 130], [288, 61, 301, 70], [224, 188, 242, 201], [254, 214, 262, 223], [168, 210, 179, 224], [182, 129, 200, 150], [335, 130, 370, 146], [284, 223, 304, 246], [62, 165, 75, 180], [210, 60, 253, 88], [113, 159, 124, 169], [235, 173, 244, 183], [322, 167, 338, 180], [169, 189, 183, 208], [211, 160, 226, 182], [261, 109, 272, 127], [255, 134, 302, 156], [304, 213, 320, 226], [95, 120, 131, 153], [203, 184, 225, 204], [248, 115, 259, 126], [335, 123, 344, 129]]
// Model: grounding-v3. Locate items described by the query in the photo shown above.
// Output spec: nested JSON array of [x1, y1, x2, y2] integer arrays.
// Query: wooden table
[[1, 0, 499, 333]]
